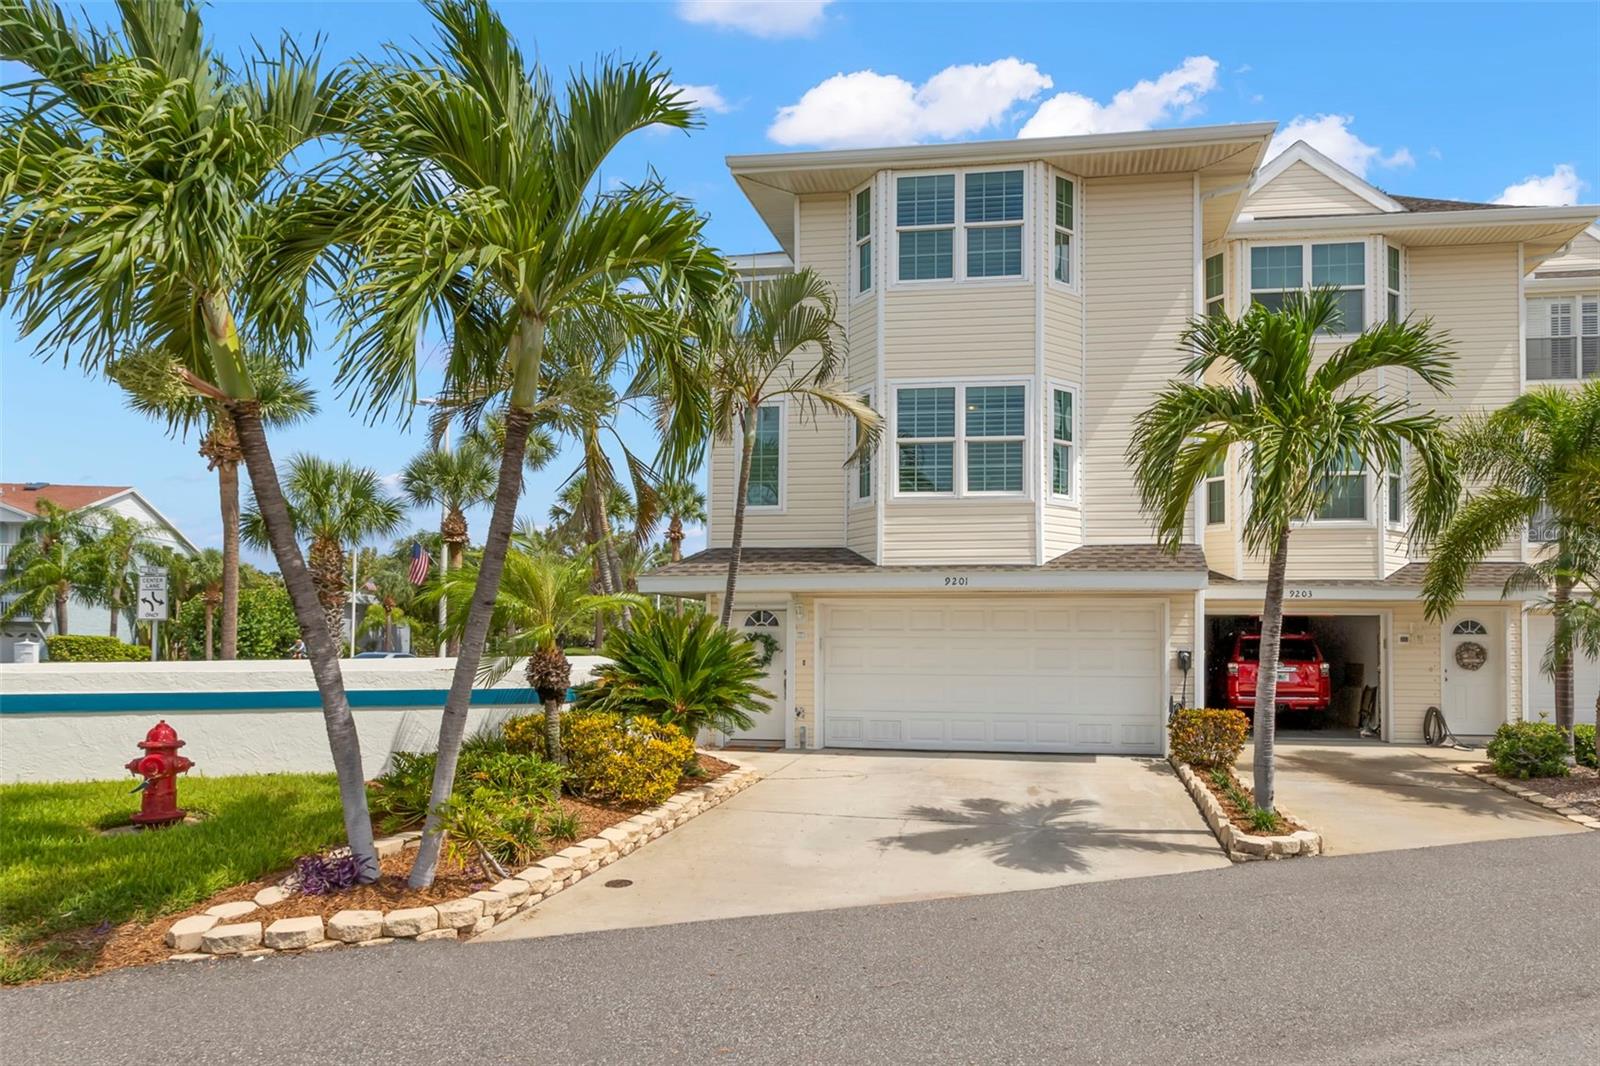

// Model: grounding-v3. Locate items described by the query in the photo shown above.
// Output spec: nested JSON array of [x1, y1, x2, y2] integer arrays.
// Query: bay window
[[1315, 448, 1367, 521], [854, 185, 873, 294], [896, 387, 956, 493], [851, 391, 874, 503], [1053, 175, 1075, 285], [965, 386, 1025, 492], [895, 168, 1027, 283], [1050, 387, 1074, 497], [896, 175, 955, 280], [894, 382, 1029, 497], [1250, 241, 1366, 333]]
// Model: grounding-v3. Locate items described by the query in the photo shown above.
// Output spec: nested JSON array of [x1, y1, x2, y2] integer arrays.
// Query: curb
[[1453, 764, 1600, 830], [1169, 757, 1323, 862], [167, 756, 763, 962]]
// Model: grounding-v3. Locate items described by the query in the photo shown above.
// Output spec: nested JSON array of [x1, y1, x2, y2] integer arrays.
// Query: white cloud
[[769, 59, 1052, 148], [677, 0, 832, 39], [1017, 56, 1218, 138], [1495, 164, 1586, 206], [1266, 114, 1411, 179], [670, 82, 732, 114]]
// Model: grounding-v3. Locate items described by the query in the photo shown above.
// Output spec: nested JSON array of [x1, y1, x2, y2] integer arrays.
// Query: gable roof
[[1247, 141, 1405, 216]]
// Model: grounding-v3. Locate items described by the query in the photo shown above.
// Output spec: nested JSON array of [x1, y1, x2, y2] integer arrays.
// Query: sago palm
[[701, 269, 879, 626], [0, 500, 94, 636], [1417, 382, 1600, 752], [243, 455, 406, 643], [336, 0, 719, 886], [1129, 289, 1456, 811], [0, 0, 382, 875]]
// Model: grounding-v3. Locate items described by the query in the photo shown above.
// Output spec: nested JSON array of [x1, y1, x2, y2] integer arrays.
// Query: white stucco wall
[[0, 657, 606, 783]]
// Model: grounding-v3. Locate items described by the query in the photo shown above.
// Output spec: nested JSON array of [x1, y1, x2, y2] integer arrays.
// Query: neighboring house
[[641, 126, 1600, 753], [0, 482, 198, 661]]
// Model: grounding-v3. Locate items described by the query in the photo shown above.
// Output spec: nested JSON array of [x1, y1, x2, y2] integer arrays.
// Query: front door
[[1442, 614, 1504, 735], [732, 608, 786, 743]]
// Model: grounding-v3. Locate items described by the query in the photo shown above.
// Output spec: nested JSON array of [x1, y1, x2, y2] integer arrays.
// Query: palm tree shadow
[[878, 796, 1214, 874]]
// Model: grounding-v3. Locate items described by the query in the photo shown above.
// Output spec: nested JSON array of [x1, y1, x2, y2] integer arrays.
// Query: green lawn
[[0, 774, 345, 984]]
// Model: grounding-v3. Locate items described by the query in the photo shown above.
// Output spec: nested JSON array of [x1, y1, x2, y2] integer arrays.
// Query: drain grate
[[604, 879, 633, 888]]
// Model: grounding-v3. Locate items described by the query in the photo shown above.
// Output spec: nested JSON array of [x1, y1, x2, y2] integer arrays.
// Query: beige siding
[[1505, 606, 1523, 724], [1390, 602, 1439, 742], [1408, 244, 1521, 417], [844, 284, 879, 561], [881, 285, 1035, 377], [1238, 527, 1381, 582], [1042, 287, 1083, 383], [794, 593, 816, 744], [1244, 161, 1378, 218], [1538, 230, 1600, 273], [798, 193, 849, 292], [1168, 593, 1196, 711], [1082, 175, 1194, 543], [880, 501, 1034, 564], [1042, 504, 1081, 559]]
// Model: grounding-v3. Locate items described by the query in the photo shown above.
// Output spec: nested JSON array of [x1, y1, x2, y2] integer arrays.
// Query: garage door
[[820, 599, 1165, 754]]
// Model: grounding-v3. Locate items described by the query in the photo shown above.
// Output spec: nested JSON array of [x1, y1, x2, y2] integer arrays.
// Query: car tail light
[[1227, 662, 1238, 676], [1319, 663, 1330, 677]]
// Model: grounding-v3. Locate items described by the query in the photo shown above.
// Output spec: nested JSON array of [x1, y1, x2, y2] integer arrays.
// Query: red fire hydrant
[[125, 720, 194, 828]]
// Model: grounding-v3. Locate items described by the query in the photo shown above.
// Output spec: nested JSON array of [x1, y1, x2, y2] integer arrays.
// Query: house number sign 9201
[[943, 575, 969, 587]]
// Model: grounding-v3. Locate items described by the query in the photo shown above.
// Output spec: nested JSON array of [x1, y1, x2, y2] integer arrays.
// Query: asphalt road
[[4, 833, 1597, 1065]]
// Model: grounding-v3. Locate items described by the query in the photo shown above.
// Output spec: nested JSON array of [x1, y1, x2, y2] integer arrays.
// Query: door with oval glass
[[732, 608, 786, 743], [1442, 614, 1503, 735]]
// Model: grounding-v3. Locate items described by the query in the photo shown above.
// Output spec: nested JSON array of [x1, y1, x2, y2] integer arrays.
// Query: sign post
[[137, 566, 169, 662]]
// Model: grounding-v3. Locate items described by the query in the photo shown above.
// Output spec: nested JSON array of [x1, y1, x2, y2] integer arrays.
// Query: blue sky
[[3, 0, 1598, 564]]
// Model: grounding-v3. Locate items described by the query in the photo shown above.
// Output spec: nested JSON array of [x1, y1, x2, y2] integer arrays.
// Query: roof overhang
[[1203, 582, 1537, 604], [640, 568, 1207, 595], [1230, 204, 1600, 266], [730, 122, 1277, 255]]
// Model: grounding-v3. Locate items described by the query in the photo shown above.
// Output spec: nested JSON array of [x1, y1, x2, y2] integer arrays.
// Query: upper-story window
[[1529, 500, 1559, 543], [1205, 453, 1226, 525], [850, 391, 874, 504], [1049, 387, 1074, 498], [1052, 176, 1075, 285], [1387, 463, 1405, 528], [894, 382, 1027, 496], [1526, 293, 1599, 381], [1250, 242, 1365, 333], [1204, 253, 1225, 318], [854, 186, 873, 294], [745, 403, 783, 509], [1386, 245, 1402, 324], [895, 169, 1026, 283], [1314, 447, 1367, 521]]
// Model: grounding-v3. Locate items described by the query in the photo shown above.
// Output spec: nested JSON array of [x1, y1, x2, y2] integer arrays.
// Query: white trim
[[784, 596, 798, 747], [874, 169, 888, 565], [1246, 140, 1406, 215], [1247, 238, 1370, 339], [849, 180, 874, 301], [1045, 168, 1080, 294], [1034, 164, 1047, 566], [736, 397, 789, 515], [848, 387, 876, 508], [1045, 380, 1080, 504], [1078, 180, 1090, 548], [1207, 582, 1536, 603], [642, 568, 1207, 595], [1232, 203, 1600, 239], [888, 377, 1035, 501], [1190, 587, 1207, 715]]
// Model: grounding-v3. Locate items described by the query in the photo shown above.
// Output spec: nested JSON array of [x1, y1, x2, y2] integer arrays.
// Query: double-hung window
[[1050, 387, 1074, 497], [1052, 176, 1075, 285], [1387, 466, 1405, 528], [1205, 453, 1226, 525], [1315, 448, 1367, 521], [744, 403, 783, 508], [1526, 293, 1599, 381], [896, 175, 955, 281], [1250, 242, 1366, 332], [1204, 252, 1225, 318], [895, 169, 1026, 283], [851, 391, 874, 503], [1386, 246, 1402, 324], [895, 383, 1028, 496], [854, 186, 873, 294], [964, 170, 1025, 278], [896, 387, 956, 493], [964, 386, 1025, 492], [1529, 500, 1559, 544]]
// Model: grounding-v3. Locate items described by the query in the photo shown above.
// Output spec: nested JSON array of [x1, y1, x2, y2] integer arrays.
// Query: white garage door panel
[[1528, 616, 1599, 727], [821, 600, 1164, 754]]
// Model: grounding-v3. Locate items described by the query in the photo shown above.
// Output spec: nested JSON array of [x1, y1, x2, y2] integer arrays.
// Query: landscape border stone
[[1454, 764, 1600, 830], [169, 754, 762, 963], [1169, 757, 1323, 862]]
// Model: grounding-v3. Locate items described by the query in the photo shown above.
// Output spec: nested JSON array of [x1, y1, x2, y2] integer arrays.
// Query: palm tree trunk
[[543, 695, 562, 764], [1251, 527, 1292, 813], [108, 593, 120, 639], [204, 602, 215, 660], [720, 416, 757, 628], [668, 517, 684, 563], [218, 456, 241, 660], [1553, 572, 1575, 759], [231, 400, 379, 882], [54, 582, 68, 636]]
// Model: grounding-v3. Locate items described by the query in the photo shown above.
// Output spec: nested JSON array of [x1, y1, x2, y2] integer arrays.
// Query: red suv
[[1224, 632, 1331, 714]]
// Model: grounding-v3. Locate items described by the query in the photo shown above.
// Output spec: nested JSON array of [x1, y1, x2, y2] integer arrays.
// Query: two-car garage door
[[819, 598, 1166, 754]]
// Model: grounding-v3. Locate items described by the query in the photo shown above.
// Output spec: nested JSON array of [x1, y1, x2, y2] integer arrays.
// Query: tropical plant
[[0, 0, 382, 876], [336, 0, 718, 887], [356, 551, 415, 653], [0, 500, 93, 635], [184, 548, 225, 659], [658, 477, 706, 564], [242, 455, 405, 643], [577, 605, 772, 742], [562, 711, 695, 805], [44, 634, 149, 662], [1485, 720, 1570, 779], [400, 434, 496, 654], [109, 351, 316, 659], [177, 582, 300, 660], [1128, 289, 1456, 812], [700, 269, 880, 625], [1417, 383, 1600, 754], [77, 512, 160, 640]]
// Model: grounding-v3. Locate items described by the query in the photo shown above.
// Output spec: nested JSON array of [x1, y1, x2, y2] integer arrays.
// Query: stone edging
[[165, 758, 762, 962], [1454, 764, 1600, 830], [1169, 757, 1323, 862]]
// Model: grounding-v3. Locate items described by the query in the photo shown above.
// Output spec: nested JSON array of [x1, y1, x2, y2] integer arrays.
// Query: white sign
[[137, 567, 169, 621]]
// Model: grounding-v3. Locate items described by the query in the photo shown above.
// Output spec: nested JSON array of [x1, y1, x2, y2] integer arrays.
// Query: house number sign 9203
[[943, 576, 969, 587], [1286, 588, 1314, 600]]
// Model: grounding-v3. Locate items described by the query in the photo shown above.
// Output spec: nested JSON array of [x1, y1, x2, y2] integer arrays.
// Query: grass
[[0, 774, 345, 984]]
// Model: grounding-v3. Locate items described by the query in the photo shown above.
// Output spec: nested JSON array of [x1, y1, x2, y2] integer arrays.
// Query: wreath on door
[[743, 631, 780, 668], [1453, 641, 1488, 671]]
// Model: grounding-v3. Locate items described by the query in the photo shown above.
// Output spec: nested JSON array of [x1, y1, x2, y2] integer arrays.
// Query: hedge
[[176, 584, 300, 660], [1168, 708, 1250, 769], [45, 635, 151, 662]]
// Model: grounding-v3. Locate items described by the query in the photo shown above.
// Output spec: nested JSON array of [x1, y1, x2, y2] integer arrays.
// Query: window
[[1052, 176, 1075, 284], [745, 404, 782, 508], [1204, 252, 1225, 318], [1386, 245, 1402, 325], [851, 391, 874, 503], [1315, 448, 1367, 521], [742, 610, 780, 628], [1050, 387, 1074, 496], [1526, 293, 1599, 381], [894, 383, 1029, 496], [1387, 470, 1404, 527], [1451, 619, 1488, 636], [1205, 453, 1226, 525], [854, 186, 873, 293], [896, 169, 1027, 283], [1250, 242, 1366, 332], [965, 170, 1024, 278], [1529, 500, 1559, 543], [896, 175, 955, 281]]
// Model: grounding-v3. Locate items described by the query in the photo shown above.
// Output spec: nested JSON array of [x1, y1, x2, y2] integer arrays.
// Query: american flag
[[407, 541, 432, 585]]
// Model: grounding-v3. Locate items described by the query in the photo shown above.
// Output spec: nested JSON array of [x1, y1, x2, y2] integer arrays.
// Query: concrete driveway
[[1236, 736, 1585, 855], [480, 749, 1229, 940]]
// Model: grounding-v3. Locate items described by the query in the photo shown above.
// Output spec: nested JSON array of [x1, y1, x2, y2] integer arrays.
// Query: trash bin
[[13, 637, 41, 664]]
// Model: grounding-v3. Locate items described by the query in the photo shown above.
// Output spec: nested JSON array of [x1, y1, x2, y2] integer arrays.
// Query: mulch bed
[[1478, 763, 1600, 818], [25, 754, 736, 984], [1194, 765, 1309, 836]]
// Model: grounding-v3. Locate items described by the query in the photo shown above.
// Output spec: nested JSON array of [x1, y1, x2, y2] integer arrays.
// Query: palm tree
[[400, 434, 496, 655], [432, 541, 640, 762], [0, 0, 384, 877], [1417, 383, 1600, 754], [338, 0, 718, 887], [109, 352, 316, 659], [702, 270, 879, 626], [0, 501, 94, 636], [80, 512, 160, 640], [659, 478, 706, 564], [1129, 289, 1456, 812], [184, 547, 226, 660], [242, 456, 406, 647], [356, 551, 414, 653]]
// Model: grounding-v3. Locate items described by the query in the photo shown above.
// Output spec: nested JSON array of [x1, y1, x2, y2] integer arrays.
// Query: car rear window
[[1238, 637, 1317, 662]]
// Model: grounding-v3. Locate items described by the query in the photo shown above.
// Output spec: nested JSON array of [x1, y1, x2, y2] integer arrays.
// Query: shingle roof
[[648, 543, 1208, 579], [1532, 268, 1600, 280], [1206, 561, 1530, 590], [1388, 193, 1505, 213], [0, 483, 129, 517]]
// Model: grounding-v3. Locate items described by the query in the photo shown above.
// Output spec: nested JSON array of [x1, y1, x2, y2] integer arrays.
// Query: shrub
[[502, 713, 548, 757], [176, 584, 299, 660], [564, 711, 694, 806], [293, 851, 364, 896], [366, 746, 565, 834], [576, 606, 773, 741], [1486, 721, 1570, 779], [44, 635, 150, 662], [1574, 724, 1596, 770], [367, 751, 440, 833], [1169, 708, 1250, 769], [440, 787, 573, 876]]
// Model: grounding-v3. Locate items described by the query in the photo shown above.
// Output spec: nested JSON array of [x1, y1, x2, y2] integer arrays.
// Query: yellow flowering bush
[[1168, 708, 1250, 769], [563, 712, 694, 806]]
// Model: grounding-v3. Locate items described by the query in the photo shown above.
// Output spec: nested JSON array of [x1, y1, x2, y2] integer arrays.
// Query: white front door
[[732, 608, 786, 742], [1442, 614, 1505, 735]]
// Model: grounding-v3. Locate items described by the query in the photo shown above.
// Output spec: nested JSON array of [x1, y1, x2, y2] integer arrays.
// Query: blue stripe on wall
[[0, 687, 577, 716]]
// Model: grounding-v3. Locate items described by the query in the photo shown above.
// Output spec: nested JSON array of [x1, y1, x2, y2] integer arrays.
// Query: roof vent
[[22, 482, 49, 491]]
